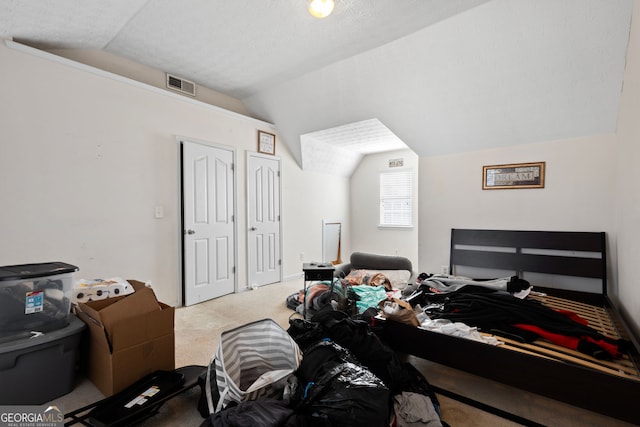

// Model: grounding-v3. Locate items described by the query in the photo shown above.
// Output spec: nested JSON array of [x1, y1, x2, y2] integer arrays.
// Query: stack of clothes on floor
[[198, 308, 448, 427], [286, 269, 410, 320]]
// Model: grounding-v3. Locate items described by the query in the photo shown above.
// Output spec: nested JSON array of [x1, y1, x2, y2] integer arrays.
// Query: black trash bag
[[287, 317, 326, 352], [290, 310, 443, 416], [295, 339, 357, 384], [316, 314, 398, 387], [295, 340, 389, 427], [300, 361, 389, 427]]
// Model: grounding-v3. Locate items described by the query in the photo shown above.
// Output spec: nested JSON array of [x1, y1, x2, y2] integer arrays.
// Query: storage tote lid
[[0, 262, 78, 282]]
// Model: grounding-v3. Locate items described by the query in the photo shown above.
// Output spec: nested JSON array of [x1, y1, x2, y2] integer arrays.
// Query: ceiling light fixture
[[308, 0, 335, 18]]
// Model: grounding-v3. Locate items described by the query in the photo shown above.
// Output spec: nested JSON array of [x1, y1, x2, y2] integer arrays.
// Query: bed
[[378, 229, 640, 425]]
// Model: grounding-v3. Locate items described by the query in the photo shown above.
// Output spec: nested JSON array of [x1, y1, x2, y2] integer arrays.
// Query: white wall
[[282, 168, 350, 270], [418, 134, 617, 290], [0, 41, 349, 306], [350, 149, 419, 268], [614, 0, 640, 338]]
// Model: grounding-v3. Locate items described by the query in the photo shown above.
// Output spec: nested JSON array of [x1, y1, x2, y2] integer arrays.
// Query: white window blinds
[[379, 170, 412, 227]]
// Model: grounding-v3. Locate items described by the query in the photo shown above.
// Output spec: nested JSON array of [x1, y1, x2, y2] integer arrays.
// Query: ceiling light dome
[[309, 0, 335, 18]]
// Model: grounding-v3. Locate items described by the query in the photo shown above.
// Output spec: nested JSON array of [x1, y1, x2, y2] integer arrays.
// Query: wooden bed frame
[[379, 229, 640, 425]]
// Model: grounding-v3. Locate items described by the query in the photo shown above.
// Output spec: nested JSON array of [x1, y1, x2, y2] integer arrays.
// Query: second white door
[[247, 153, 281, 287]]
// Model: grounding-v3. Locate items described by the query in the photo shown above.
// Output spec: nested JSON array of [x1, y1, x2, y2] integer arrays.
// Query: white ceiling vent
[[166, 73, 196, 96]]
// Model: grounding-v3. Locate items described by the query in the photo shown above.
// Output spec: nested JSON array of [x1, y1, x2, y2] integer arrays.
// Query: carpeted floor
[[50, 278, 634, 426]]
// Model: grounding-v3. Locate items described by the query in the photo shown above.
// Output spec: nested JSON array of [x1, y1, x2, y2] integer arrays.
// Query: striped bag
[[205, 318, 302, 414]]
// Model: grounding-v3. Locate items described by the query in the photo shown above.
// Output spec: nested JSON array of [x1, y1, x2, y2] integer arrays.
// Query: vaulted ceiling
[[0, 0, 633, 174]]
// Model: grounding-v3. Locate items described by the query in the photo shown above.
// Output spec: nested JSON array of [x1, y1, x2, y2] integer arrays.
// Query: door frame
[[177, 136, 238, 306], [246, 151, 283, 288]]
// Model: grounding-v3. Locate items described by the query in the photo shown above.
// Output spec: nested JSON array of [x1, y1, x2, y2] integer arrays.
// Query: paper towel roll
[[121, 281, 135, 296], [91, 284, 109, 300], [73, 288, 92, 304], [108, 282, 126, 297]]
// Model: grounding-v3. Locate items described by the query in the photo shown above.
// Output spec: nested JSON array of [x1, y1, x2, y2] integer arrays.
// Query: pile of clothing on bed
[[406, 273, 631, 360], [287, 269, 631, 361]]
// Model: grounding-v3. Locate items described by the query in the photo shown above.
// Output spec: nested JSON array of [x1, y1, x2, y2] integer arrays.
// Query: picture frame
[[482, 161, 545, 190], [257, 130, 276, 155]]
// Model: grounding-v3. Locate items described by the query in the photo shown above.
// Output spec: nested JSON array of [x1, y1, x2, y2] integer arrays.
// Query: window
[[379, 170, 412, 227]]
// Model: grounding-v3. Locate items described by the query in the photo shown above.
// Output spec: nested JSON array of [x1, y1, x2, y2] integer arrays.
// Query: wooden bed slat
[[529, 294, 621, 337], [531, 293, 639, 371], [489, 334, 636, 378], [533, 340, 639, 375]]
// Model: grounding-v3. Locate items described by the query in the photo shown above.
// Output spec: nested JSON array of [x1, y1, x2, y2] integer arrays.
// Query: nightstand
[[302, 263, 335, 318]]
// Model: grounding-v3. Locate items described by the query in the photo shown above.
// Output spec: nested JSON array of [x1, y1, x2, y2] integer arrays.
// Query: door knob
[[250, 227, 257, 231], [185, 229, 195, 235]]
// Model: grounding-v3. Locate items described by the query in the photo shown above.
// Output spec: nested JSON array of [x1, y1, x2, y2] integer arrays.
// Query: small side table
[[302, 263, 335, 319]]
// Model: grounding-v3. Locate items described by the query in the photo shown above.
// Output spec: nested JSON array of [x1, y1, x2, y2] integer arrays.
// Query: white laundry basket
[[205, 318, 302, 414]]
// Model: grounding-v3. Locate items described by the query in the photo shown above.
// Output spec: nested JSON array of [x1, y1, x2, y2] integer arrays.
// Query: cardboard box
[[75, 280, 175, 396]]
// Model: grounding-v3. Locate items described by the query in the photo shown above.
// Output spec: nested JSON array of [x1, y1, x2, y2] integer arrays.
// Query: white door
[[182, 140, 235, 306], [247, 153, 281, 287]]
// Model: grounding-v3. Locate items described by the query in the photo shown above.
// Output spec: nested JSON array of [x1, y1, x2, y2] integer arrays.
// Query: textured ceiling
[[304, 119, 408, 155], [245, 0, 634, 166], [0, 0, 486, 99], [0, 0, 634, 175], [301, 119, 408, 175]]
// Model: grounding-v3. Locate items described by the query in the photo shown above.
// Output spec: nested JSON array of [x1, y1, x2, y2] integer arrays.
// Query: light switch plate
[[154, 206, 164, 219]]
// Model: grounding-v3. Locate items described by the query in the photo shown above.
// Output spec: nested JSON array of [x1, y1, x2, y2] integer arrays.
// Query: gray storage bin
[[0, 314, 85, 404]]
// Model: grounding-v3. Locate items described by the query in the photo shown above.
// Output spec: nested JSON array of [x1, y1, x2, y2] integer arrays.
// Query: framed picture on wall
[[483, 161, 545, 190], [258, 131, 276, 155]]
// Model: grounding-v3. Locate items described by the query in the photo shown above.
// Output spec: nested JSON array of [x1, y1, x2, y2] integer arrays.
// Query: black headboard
[[449, 229, 607, 298]]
